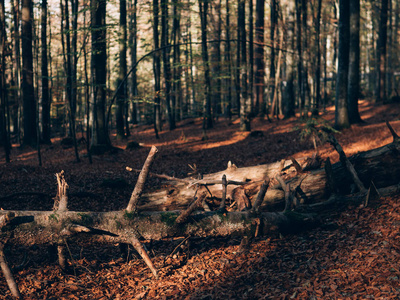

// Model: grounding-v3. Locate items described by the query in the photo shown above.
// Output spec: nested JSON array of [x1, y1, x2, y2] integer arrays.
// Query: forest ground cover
[[1, 100, 400, 299]]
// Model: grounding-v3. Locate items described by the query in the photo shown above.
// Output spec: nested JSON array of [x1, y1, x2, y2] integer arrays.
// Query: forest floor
[[1, 100, 400, 299]]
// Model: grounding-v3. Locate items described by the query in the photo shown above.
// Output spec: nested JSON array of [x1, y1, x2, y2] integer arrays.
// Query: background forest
[[2, 0, 400, 298], [0, 0, 397, 160]]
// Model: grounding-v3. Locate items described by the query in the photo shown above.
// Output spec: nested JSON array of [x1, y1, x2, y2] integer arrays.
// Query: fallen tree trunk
[[137, 128, 400, 211]]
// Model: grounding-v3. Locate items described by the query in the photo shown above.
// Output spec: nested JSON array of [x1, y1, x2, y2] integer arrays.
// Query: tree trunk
[[283, 1, 295, 119], [295, 0, 303, 115], [153, 0, 162, 138], [63, 0, 80, 162], [0, 0, 10, 162], [129, 0, 138, 125], [269, 0, 276, 117], [161, 0, 175, 131], [224, 0, 232, 119], [41, 0, 51, 144], [133, 128, 400, 212], [313, 0, 322, 115], [11, 0, 21, 144], [116, 0, 127, 139], [347, 0, 362, 124], [21, 0, 36, 147], [172, 0, 182, 122], [199, 0, 213, 130], [335, 0, 350, 129], [239, 0, 251, 131], [91, 0, 110, 149], [376, 0, 389, 103], [254, 0, 264, 116], [248, 0, 254, 118]]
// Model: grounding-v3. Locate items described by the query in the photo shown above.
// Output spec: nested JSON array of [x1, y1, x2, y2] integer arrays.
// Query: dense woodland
[[2, 0, 400, 298], [0, 0, 398, 160]]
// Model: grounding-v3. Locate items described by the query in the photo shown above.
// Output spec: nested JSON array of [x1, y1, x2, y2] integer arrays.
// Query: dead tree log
[[137, 123, 400, 211]]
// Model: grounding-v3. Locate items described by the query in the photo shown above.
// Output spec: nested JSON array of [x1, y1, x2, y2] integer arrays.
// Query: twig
[[386, 121, 400, 143], [127, 235, 158, 279], [0, 246, 21, 299], [219, 175, 228, 210], [290, 157, 303, 173], [126, 146, 158, 212], [126, 167, 190, 183], [328, 135, 367, 193], [187, 179, 247, 189], [175, 190, 208, 224], [167, 236, 191, 258], [251, 179, 270, 213]]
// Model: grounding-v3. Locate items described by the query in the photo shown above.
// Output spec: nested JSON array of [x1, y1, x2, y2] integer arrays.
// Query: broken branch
[[328, 135, 367, 193], [126, 146, 158, 212]]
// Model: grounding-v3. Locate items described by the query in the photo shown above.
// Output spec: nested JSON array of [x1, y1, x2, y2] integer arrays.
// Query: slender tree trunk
[[211, 0, 222, 118], [248, 0, 254, 117], [41, 0, 51, 144], [376, 0, 389, 102], [21, 0, 36, 147], [12, 0, 21, 143], [269, 0, 276, 117], [283, 2, 295, 119], [0, 0, 10, 162], [335, 0, 350, 129], [63, 0, 80, 161], [239, 0, 250, 131], [348, 0, 362, 123], [295, 0, 303, 115], [313, 0, 322, 115], [199, 0, 213, 130], [161, 0, 175, 130], [153, 0, 161, 138], [91, 0, 110, 148], [129, 0, 138, 125], [254, 0, 264, 116], [235, 0, 241, 115], [172, 0, 182, 122], [83, 5, 92, 163], [224, 0, 232, 119], [301, 0, 308, 113], [116, 0, 127, 139]]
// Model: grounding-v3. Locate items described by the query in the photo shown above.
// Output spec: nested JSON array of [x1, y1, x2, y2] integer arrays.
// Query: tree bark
[[91, 0, 110, 148], [199, 0, 213, 130], [335, 0, 350, 129], [376, 0, 389, 103], [161, 0, 175, 131], [254, 0, 264, 116], [239, 0, 251, 131], [348, 0, 362, 123], [22, 0, 36, 147], [153, 0, 162, 138], [129, 0, 138, 125], [116, 0, 127, 139], [41, 0, 51, 144]]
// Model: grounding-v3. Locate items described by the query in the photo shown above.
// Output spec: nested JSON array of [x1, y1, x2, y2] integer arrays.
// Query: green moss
[[49, 213, 59, 222], [160, 212, 178, 226], [115, 220, 122, 230], [217, 211, 229, 222], [123, 210, 137, 220], [77, 213, 94, 227]]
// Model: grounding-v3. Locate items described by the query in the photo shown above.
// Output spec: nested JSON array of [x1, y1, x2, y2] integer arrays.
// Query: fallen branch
[[126, 146, 158, 212], [328, 135, 367, 193]]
